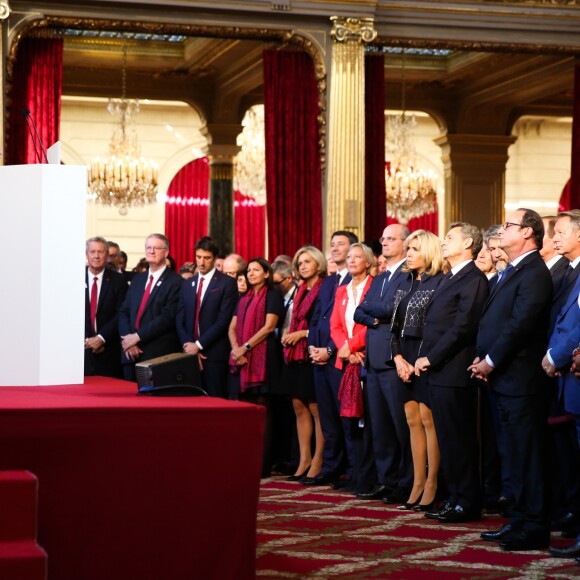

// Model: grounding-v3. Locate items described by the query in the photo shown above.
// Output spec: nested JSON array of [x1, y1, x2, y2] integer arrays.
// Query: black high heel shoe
[[413, 501, 435, 512], [397, 491, 424, 511], [287, 465, 311, 482]]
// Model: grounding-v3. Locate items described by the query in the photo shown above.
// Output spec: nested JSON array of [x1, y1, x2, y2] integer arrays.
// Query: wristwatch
[[326, 347, 333, 357], [245, 342, 252, 351]]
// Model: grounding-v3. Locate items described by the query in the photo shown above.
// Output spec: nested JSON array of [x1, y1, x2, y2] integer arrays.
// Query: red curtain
[[387, 212, 438, 235], [234, 190, 266, 260], [165, 158, 210, 268], [7, 37, 63, 165], [559, 178, 572, 212], [365, 54, 386, 243], [263, 50, 322, 260], [567, 64, 580, 210]]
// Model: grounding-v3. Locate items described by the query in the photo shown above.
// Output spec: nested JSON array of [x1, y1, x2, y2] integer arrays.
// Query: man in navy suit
[[546, 275, 580, 559], [470, 208, 553, 551], [353, 224, 412, 502], [304, 230, 358, 486], [176, 236, 238, 398], [541, 212, 580, 539], [119, 233, 183, 381], [84, 237, 127, 378], [415, 223, 489, 522]]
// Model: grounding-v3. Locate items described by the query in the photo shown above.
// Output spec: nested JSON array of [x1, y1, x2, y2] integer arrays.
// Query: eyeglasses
[[502, 222, 524, 230], [145, 246, 166, 252], [380, 236, 399, 243]]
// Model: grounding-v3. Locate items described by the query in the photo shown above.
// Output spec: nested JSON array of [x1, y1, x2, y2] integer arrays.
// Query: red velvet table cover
[[0, 377, 265, 580]]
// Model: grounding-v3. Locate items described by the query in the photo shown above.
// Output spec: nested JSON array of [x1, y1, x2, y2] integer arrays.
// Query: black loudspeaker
[[135, 353, 207, 396]]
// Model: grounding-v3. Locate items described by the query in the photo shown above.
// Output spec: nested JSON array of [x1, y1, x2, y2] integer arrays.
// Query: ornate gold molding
[[484, 0, 579, 5], [330, 16, 377, 44], [374, 36, 580, 56], [0, 1, 10, 20], [5, 15, 327, 172]]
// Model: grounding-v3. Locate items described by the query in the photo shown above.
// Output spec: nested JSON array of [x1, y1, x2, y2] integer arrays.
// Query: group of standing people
[[84, 206, 580, 557]]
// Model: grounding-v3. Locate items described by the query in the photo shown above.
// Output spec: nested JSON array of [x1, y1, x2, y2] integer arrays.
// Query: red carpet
[[256, 478, 580, 578]]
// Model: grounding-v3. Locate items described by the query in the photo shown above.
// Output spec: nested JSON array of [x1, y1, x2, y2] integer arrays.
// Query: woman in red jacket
[[330, 242, 374, 492]]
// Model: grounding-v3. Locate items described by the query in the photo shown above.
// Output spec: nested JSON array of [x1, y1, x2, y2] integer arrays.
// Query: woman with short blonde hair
[[389, 229, 445, 511]]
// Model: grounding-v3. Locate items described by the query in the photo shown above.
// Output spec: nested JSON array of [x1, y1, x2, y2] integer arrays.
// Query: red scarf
[[338, 363, 363, 418], [231, 286, 268, 392], [283, 278, 323, 364]]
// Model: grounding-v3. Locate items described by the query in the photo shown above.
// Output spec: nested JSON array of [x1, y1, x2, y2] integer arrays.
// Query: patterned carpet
[[256, 478, 580, 579]]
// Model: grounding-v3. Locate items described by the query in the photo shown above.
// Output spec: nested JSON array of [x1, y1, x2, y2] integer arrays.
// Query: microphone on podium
[[21, 107, 49, 164]]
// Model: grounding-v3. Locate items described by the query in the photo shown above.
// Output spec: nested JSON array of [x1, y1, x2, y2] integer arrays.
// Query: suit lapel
[[483, 252, 535, 311], [97, 273, 111, 314]]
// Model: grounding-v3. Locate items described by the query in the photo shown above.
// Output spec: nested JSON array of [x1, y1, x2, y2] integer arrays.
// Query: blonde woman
[[279, 246, 327, 481], [389, 230, 445, 511]]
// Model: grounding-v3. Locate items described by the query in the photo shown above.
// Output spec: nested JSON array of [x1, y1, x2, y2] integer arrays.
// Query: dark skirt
[[396, 335, 429, 406], [276, 360, 316, 402]]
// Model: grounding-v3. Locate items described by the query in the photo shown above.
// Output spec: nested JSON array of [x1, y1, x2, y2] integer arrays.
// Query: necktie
[[89, 276, 98, 335], [135, 275, 154, 329], [562, 265, 577, 291], [336, 272, 342, 287], [497, 264, 513, 285], [193, 277, 205, 341]]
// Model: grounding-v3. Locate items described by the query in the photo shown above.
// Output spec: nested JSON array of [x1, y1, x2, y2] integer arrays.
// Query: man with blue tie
[[470, 209, 553, 551], [177, 236, 238, 398], [353, 224, 411, 502], [304, 230, 358, 486]]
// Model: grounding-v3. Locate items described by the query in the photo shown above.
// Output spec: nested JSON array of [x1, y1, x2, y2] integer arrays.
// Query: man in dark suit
[[353, 224, 412, 502], [176, 236, 238, 398], [305, 230, 358, 486], [550, 210, 580, 329], [469, 208, 553, 551], [84, 237, 127, 378], [119, 233, 183, 381], [414, 223, 489, 522]]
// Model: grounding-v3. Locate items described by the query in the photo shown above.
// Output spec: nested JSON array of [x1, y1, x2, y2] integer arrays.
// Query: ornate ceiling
[[7, 0, 580, 139]]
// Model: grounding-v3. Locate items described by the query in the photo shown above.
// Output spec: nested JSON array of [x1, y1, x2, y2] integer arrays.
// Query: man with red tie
[[84, 237, 127, 378], [118, 233, 183, 381], [176, 236, 238, 397]]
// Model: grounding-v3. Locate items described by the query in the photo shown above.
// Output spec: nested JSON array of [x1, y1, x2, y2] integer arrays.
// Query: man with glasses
[[354, 224, 412, 503], [272, 260, 298, 338], [119, 233, 183, 381], [470, 209, 553, 551]]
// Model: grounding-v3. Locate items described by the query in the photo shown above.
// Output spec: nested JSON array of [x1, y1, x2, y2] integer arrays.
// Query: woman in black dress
[[279, 245, 326, 481], [390, 230, 445, 510], [228, 257, 283, 476]]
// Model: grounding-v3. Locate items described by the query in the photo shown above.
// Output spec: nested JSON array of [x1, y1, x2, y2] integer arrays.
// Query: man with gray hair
[[119, 233, 183, 381], [415, 222, 488, 522], [222, 253, 247, 279], [272, 260, 297, 337], [84, 236, 127, 378]]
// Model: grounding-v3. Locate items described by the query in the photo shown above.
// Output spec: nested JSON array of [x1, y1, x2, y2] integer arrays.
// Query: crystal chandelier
[[233, 105, 266, 206], [385, 51, 437, 224], [88, 46, 158, 215]]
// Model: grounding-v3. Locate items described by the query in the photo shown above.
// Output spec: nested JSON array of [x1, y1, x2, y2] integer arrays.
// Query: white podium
[[0, 164, 86, 385]]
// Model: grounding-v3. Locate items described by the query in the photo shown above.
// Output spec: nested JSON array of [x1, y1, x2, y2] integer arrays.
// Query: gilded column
[[434, 134, 517, 231], [326, 17, 376, 241], [207, 144, 239, 255], [0, 1, 11, 166]]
